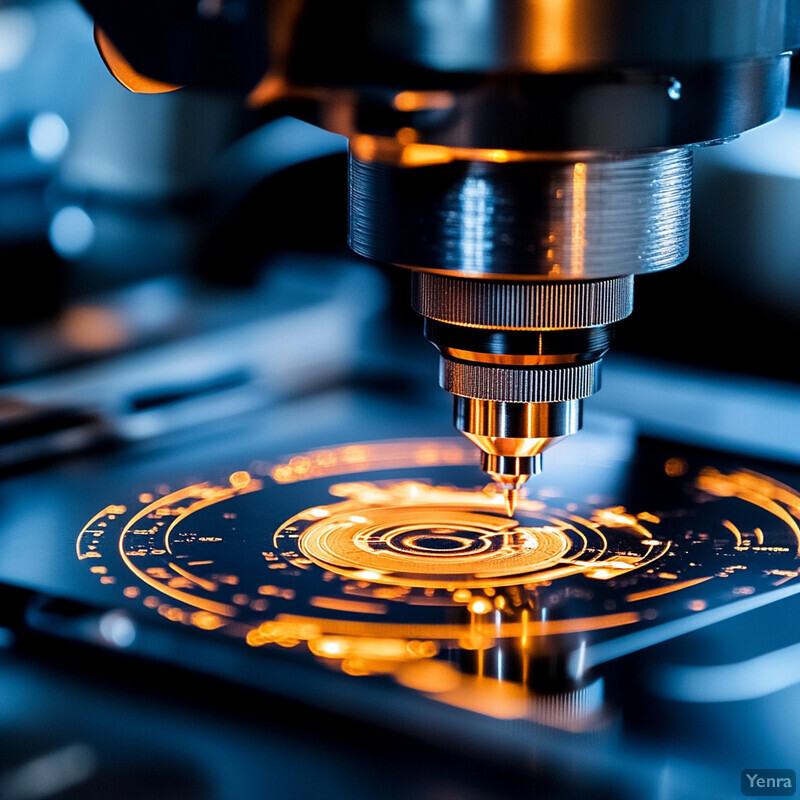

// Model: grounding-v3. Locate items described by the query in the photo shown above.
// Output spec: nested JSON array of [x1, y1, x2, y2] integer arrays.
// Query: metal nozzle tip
[[503, 487, 518, 517]]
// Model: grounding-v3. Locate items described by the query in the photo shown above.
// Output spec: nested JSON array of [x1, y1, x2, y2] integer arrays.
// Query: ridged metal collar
[[413, 274, 633, 330], [350, 149, 692, 279], [442, 359, 600, 403]]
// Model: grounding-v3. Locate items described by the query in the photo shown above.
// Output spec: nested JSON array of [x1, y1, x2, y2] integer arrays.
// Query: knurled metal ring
[[413, 274, 633, 330], [441, 359, 600, 403]]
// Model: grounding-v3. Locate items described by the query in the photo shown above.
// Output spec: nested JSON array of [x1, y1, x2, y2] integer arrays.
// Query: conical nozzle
[[482, 452, 540, 516], [454, 397, 582, 516], [504, 488, 518, 517]]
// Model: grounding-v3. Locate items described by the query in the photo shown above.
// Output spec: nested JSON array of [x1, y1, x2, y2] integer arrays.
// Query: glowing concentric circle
[[76, 437, 800, 679], [297, 503, 572, 588]]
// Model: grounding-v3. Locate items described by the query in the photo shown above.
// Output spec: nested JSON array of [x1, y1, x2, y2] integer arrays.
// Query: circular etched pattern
[[75, 438, 800, 676], [296, 502, 571, 588]]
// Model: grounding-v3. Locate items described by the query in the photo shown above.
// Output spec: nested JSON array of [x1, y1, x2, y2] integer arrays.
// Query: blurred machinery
[[1, 3, 800, 800]]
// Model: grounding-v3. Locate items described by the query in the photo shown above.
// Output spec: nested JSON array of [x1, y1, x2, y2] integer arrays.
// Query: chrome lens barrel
[[350, 149, 692, 279]]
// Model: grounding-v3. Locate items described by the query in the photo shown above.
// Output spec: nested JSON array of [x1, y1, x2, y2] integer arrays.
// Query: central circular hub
[[296, 503, 571, 588], [388, 529, 493, 556], [398, 532, 480, 553]]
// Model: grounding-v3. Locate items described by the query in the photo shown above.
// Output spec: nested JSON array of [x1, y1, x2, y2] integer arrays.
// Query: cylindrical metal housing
[[481, 453, 542, 482], [350, 149, 692, 279], [455, 398, 582, 442]]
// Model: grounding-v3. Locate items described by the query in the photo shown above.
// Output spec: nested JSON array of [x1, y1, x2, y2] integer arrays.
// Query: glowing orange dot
[[123, 587, 140, 598], [392, 90, 454, 112], [354, 570, 382, 581], [688, 599, 707, 612], [312, 637, 345, 657], [664, 458, 688, 477], [396, 126, 418, 144], [272, 466, 293, 483], [453, 589, 472, 603], [393, 91, 423, 111], [229, 470, 251, 489], [191, 611, 225, 630], [351, 135, 378, 161], [468, 597, 492, 615]]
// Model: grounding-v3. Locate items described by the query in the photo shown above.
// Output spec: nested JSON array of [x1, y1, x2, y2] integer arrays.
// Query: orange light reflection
[[270, 439, 473, 484], [625, 576, 714, 603], [570, 162, 586, 276], [698, 469, 800, 555], [309, 596, 388, 616], [273, 611, 640, 640]]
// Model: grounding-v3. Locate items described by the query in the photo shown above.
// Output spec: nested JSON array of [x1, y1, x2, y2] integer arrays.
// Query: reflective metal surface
[[67, 434, 800, 692], [442, 361, 600, 404], [350, 150, 692, 279], [455, 398, 581, 441], [4, 3, 800, 796], [1, 357, 799, 798], [413, 274, 634, 330], [360, 0, 796, 72]]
